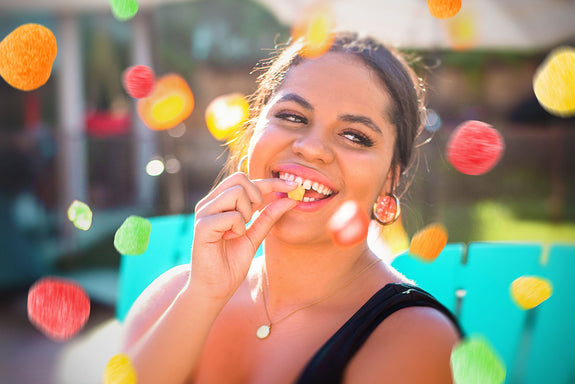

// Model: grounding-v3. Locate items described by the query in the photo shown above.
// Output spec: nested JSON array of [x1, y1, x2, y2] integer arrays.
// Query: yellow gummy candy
[[103, 353, 137, 384], [533, 46, 575, 117], [288, 184, 306, 201], [510, 276, 552, 310]]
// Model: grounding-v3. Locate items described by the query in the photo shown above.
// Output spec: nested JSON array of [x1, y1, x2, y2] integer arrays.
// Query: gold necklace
[[256, 258, 382, 339]]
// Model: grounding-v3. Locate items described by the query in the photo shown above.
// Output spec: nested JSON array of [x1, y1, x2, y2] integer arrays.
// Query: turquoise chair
[[391, 242, 575, 384]]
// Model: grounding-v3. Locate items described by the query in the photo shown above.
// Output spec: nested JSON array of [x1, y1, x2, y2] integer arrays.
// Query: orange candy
[[427, 0, 462, 19], [0, 24, 57, 91], [205, 93, 249, 141], [137, 74, 194, 131], [291, 3, 335, 59], [103, 353, 137, 384], [409, 223, 448, 262], [328, 200, 370, 248]]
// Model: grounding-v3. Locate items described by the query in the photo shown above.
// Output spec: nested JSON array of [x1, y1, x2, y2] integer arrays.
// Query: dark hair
[[224, 31, 425, 194]]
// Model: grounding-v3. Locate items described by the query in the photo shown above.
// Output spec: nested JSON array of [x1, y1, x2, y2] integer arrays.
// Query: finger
[[194, 212, 246, 244], [196, 185, 254, 224], [196, 172, 264, 213], [246, 197, 298, 250], [252, 178, 298, 196]]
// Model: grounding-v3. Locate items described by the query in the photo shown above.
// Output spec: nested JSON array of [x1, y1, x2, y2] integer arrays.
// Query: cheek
[[247, 124, 285, 178]]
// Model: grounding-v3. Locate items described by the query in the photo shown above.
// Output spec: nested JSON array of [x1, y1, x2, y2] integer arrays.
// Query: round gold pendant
[[256, 324, 271, 339]]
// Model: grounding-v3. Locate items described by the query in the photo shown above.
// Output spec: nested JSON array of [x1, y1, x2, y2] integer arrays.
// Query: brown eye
[[275, 112, 308, 124], [341, 130, 374, 147]]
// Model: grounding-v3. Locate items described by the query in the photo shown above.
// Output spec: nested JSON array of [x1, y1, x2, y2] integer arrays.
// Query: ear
[[379, 164, 401, 197]]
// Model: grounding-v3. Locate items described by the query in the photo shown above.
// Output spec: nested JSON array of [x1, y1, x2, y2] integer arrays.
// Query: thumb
[[246, 198, 297, 251]]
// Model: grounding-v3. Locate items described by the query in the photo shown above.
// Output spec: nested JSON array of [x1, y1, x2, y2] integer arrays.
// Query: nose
[[291, 127, 335, 164]]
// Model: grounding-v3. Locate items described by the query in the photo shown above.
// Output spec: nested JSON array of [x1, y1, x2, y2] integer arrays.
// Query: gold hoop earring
[[237, 155, 248, 173], [372, 194, 401, 226]]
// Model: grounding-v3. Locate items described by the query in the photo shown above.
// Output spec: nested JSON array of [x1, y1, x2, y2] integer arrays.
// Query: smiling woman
[[120, 31, 463, 384]]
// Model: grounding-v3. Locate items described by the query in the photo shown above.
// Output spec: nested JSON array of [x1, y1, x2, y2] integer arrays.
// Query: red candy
[[328, 200, 370, 247], [122, 65, 155, 99], [27, 277, 91, 342], [446, 120, 505, 175]]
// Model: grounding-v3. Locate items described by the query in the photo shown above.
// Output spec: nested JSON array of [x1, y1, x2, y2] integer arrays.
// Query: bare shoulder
[[345, 305, 461, 384]]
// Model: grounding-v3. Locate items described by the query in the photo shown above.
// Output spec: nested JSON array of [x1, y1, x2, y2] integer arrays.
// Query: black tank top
[[296, 283, 464, 384]]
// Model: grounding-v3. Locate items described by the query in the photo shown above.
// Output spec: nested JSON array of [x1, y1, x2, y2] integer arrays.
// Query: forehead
[[276, 52, 393, 119]]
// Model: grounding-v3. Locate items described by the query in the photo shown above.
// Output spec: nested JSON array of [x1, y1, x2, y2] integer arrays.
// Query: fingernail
[[284, 180, 298, 186]]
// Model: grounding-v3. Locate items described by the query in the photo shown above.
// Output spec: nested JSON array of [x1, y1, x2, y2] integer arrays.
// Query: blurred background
[[0, 0, 574, 383]]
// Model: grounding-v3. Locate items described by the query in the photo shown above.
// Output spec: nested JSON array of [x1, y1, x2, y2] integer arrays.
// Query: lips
[[272, 164, 338, 203]]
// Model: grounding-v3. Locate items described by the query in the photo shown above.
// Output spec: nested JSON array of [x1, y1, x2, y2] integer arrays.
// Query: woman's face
[[248, 52, 397, 245]]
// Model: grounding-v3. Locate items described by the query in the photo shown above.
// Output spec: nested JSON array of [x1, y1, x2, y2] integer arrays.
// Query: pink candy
[[446, 120, 505, 175]]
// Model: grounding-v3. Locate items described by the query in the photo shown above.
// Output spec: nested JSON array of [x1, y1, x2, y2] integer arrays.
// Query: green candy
[[114, 216, 151, 255], [451, 336, 506, 384], [109, 0, 139, 21], [67, 200, 92, 231]]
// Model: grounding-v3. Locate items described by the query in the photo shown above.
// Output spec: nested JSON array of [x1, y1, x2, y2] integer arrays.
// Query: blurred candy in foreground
[[328, 200, 370, 248], [292, 3, 335, 59], [137, 74, 194, 131], [103, 353, 138, 384], [205, 93, 249, 141], [427, 0, 462, 19], [114, 215, 152, 255], [0, 24, 57, 91], [67, 200, 93, 231], [446, 120, 505, 176], [451, 336, 506, 384], [409, 223, 448, 262], [27, 277, 91, 342], [533, 46, 575, 117], [109, 0, 139, 21], [123, 65, 155, 99], [510, 275, 553, 310], [444, 6, 477, 50]]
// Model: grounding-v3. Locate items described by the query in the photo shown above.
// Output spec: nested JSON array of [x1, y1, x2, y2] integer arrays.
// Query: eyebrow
[[339, 114, 383, 135], [276, 93, 314, 111], [276, 92, 383, 135]]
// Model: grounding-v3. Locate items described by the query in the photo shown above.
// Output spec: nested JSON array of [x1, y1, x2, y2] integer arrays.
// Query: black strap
[[296, 283, 463, 384]]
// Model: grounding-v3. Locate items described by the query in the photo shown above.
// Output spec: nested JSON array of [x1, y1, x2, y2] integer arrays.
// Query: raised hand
[[190, 172, 298, 301]]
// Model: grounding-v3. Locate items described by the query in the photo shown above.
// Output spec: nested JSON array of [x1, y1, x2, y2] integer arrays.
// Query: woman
[[121, 31, 463, 383]]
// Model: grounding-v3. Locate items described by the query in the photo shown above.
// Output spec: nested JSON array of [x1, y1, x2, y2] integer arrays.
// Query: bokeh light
[[427, 0, 462, 19], [67, 200, 93, 231], [167, 123, 186, 138], [291, 3, 335, 59], [446, 120, 505, 176], [27, 277, 91, 342], [137, 74, 194, 131], [109, 0, 139, 21], [122, 65, 155, 99], [451, 336, 506, 384], [533, 46, 575, 117], [424, 108, 442, 132], [205, 93, 249, 141], [409, 222, 448, 262], [328, 200, 370, 248], [510, 276, 553, 310], [145, 158, 165, 176], [0, 23, 57, 91], [114, 215, 152, 255], [103, 353, 137, 384], [165, 156, 181, 174]]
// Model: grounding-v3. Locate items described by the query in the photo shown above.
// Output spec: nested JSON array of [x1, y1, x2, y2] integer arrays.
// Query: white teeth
[[278, 172, 334, 196]]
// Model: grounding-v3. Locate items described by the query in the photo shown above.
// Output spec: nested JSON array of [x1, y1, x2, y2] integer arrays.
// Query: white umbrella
[[254, 0, 575, 50]]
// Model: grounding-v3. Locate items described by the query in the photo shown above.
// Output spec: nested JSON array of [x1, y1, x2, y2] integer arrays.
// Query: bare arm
[[346, 306, 461, 383]]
